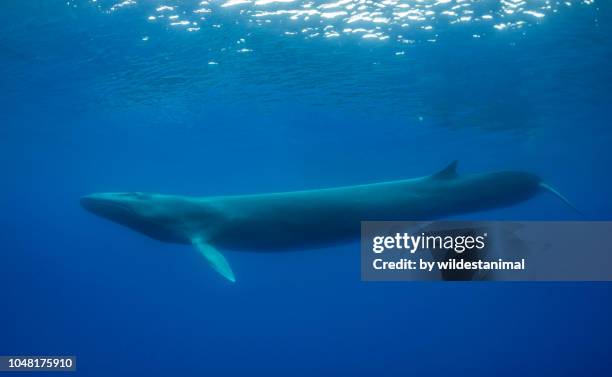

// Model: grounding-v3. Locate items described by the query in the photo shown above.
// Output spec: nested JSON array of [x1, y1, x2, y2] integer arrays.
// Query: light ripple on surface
[[80, 0, 595, 46], [21, 0, 601, 133]]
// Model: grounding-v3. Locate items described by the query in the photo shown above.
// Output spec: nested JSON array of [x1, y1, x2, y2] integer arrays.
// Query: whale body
[[80, 161, 576, 282]]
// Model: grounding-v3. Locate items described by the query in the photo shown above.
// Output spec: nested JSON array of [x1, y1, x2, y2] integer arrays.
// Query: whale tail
[[539, 183, 582, 215]]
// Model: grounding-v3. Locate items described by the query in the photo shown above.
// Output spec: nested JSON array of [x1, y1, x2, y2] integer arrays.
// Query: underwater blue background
[[1, 1, 611, 375]]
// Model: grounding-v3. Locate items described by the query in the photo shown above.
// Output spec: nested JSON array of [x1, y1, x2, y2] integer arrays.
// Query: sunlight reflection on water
[[81, 0, 595, 46], [21, 0, 600, 133]]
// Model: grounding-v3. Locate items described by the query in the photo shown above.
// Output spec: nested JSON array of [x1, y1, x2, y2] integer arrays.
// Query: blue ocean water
[[1, 0, 611, 375]]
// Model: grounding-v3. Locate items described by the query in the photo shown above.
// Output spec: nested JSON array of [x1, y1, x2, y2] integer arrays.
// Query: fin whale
[[80, 161, 577, 282]]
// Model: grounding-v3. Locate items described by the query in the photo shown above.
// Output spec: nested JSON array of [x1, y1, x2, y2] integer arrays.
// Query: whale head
[[80, 192, 187, 242]]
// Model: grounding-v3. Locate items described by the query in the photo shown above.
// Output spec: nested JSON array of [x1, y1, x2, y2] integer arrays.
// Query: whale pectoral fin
[[191, 237, 236, 283]]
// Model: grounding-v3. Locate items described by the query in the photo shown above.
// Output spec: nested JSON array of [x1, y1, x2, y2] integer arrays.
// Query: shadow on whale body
[[80, 161, 578, 283]]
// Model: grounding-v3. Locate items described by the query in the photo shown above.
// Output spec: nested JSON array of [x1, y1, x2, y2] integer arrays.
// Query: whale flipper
[[191, 237, 236, 283]]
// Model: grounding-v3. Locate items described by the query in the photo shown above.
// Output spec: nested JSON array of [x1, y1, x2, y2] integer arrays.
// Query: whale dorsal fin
[[431, 160, 458, 180], [191, 236, 236, 283]]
